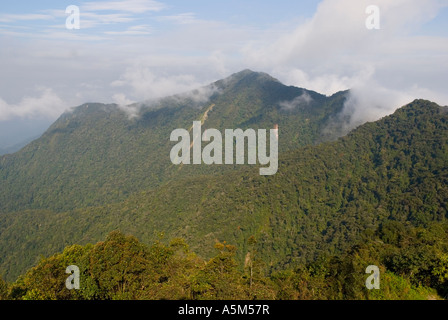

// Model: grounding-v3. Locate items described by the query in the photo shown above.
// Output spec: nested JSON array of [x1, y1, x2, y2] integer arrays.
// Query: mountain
[[1, 95, 447, 283], [0, 70, 348, 213], [0, 135, 41, 156], [6, 228, 446, 300]]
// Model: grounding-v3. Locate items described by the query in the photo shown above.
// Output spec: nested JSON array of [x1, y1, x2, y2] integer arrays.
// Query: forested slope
[[1, 99, 447, 285]]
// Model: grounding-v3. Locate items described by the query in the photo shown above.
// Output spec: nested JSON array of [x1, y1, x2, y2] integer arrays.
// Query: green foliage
[[8, 227, 446, 300], [0, 71, 447, 300], [0, 275, 8, 300], [8, 231, 273, 300], [192, 242, 244, 299], [367, 271, 438, 300], [1, 100, 448, 285], [0, 70, 345, 214]]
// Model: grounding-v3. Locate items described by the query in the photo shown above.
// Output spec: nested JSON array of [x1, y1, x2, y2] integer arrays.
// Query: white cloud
[[324, 79, 448, 138], [104, 24, 152, 35], [1, 0, 447, 128], [156, 13, 199, 25], [272, 67, 375, 96], [341, 82, 413, 130], [112, 93, 141, 119], [111, 75, 220, 119], [243, 0, 446, 68], [0, 88, 67, 121], [81, 12, 137, 27], [0, 13, 53, 23], [279, 92, 313, 110], [242, 0, 446, 75], [110, 64, 211, 102], [173, 83, 221, 105], [82, 0, 166, 13], [238, 0, 448, 129], [112, 93, 136, 106]]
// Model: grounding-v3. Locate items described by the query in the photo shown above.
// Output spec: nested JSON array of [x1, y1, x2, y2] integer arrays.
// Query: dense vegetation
[[0, 98, 447, 290], [1, 227, 446, 300], [0, 70, 346, 213], [0, 70, 447, 300]]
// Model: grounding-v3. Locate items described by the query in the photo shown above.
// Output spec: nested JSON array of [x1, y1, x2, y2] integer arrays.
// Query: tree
[[0, 276, 8, 300]]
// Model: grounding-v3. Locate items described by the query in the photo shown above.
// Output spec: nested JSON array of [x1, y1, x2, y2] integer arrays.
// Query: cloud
[[156, 13, 199, 25], [0, 88, 67, 121], [172, 83, 221, 105], [0, 13, 54, 23], [1, 0, 447, 128], [111, 71, 222, 119], [341, 82, 413, 131], [0, 1, 165, 35], [323, 78, 448, 139], [111, 73, 221, 119], [104, 24, 152, 35], [273, 67, 375, 96], [82, 0, 166, 13], [279, 92, 313, 110], [242, 0, 447, 89], [111, 93, 141, 119], [111, 65, 211, 102], [243, 0, 446, 67], [238, 0, 448, 132], [80, 12, 138, 28], [112, 93, 136, 106]]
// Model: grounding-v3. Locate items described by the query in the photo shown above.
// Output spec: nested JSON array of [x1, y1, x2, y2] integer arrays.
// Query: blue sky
[[1, 1, 319, 28], [0, 0, 448, 148], [2, 0, 447, 39], [2, 0, 446, 37]]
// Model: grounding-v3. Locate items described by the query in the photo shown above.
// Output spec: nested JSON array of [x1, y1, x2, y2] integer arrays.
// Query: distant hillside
[[1, 99, 447, 282], [0, 70, 348, 213], [0, 135, 40, 156]]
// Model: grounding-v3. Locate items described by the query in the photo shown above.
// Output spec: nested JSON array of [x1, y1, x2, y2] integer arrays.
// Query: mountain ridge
[[0, 70, 349, 213], [1, 98, 447, 282]]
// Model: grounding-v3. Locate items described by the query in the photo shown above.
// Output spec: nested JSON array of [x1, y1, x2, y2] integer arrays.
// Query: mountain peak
[[392, 99, 447, 119], [231, 69, 280, 82], [213, 69, 281, 90]]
